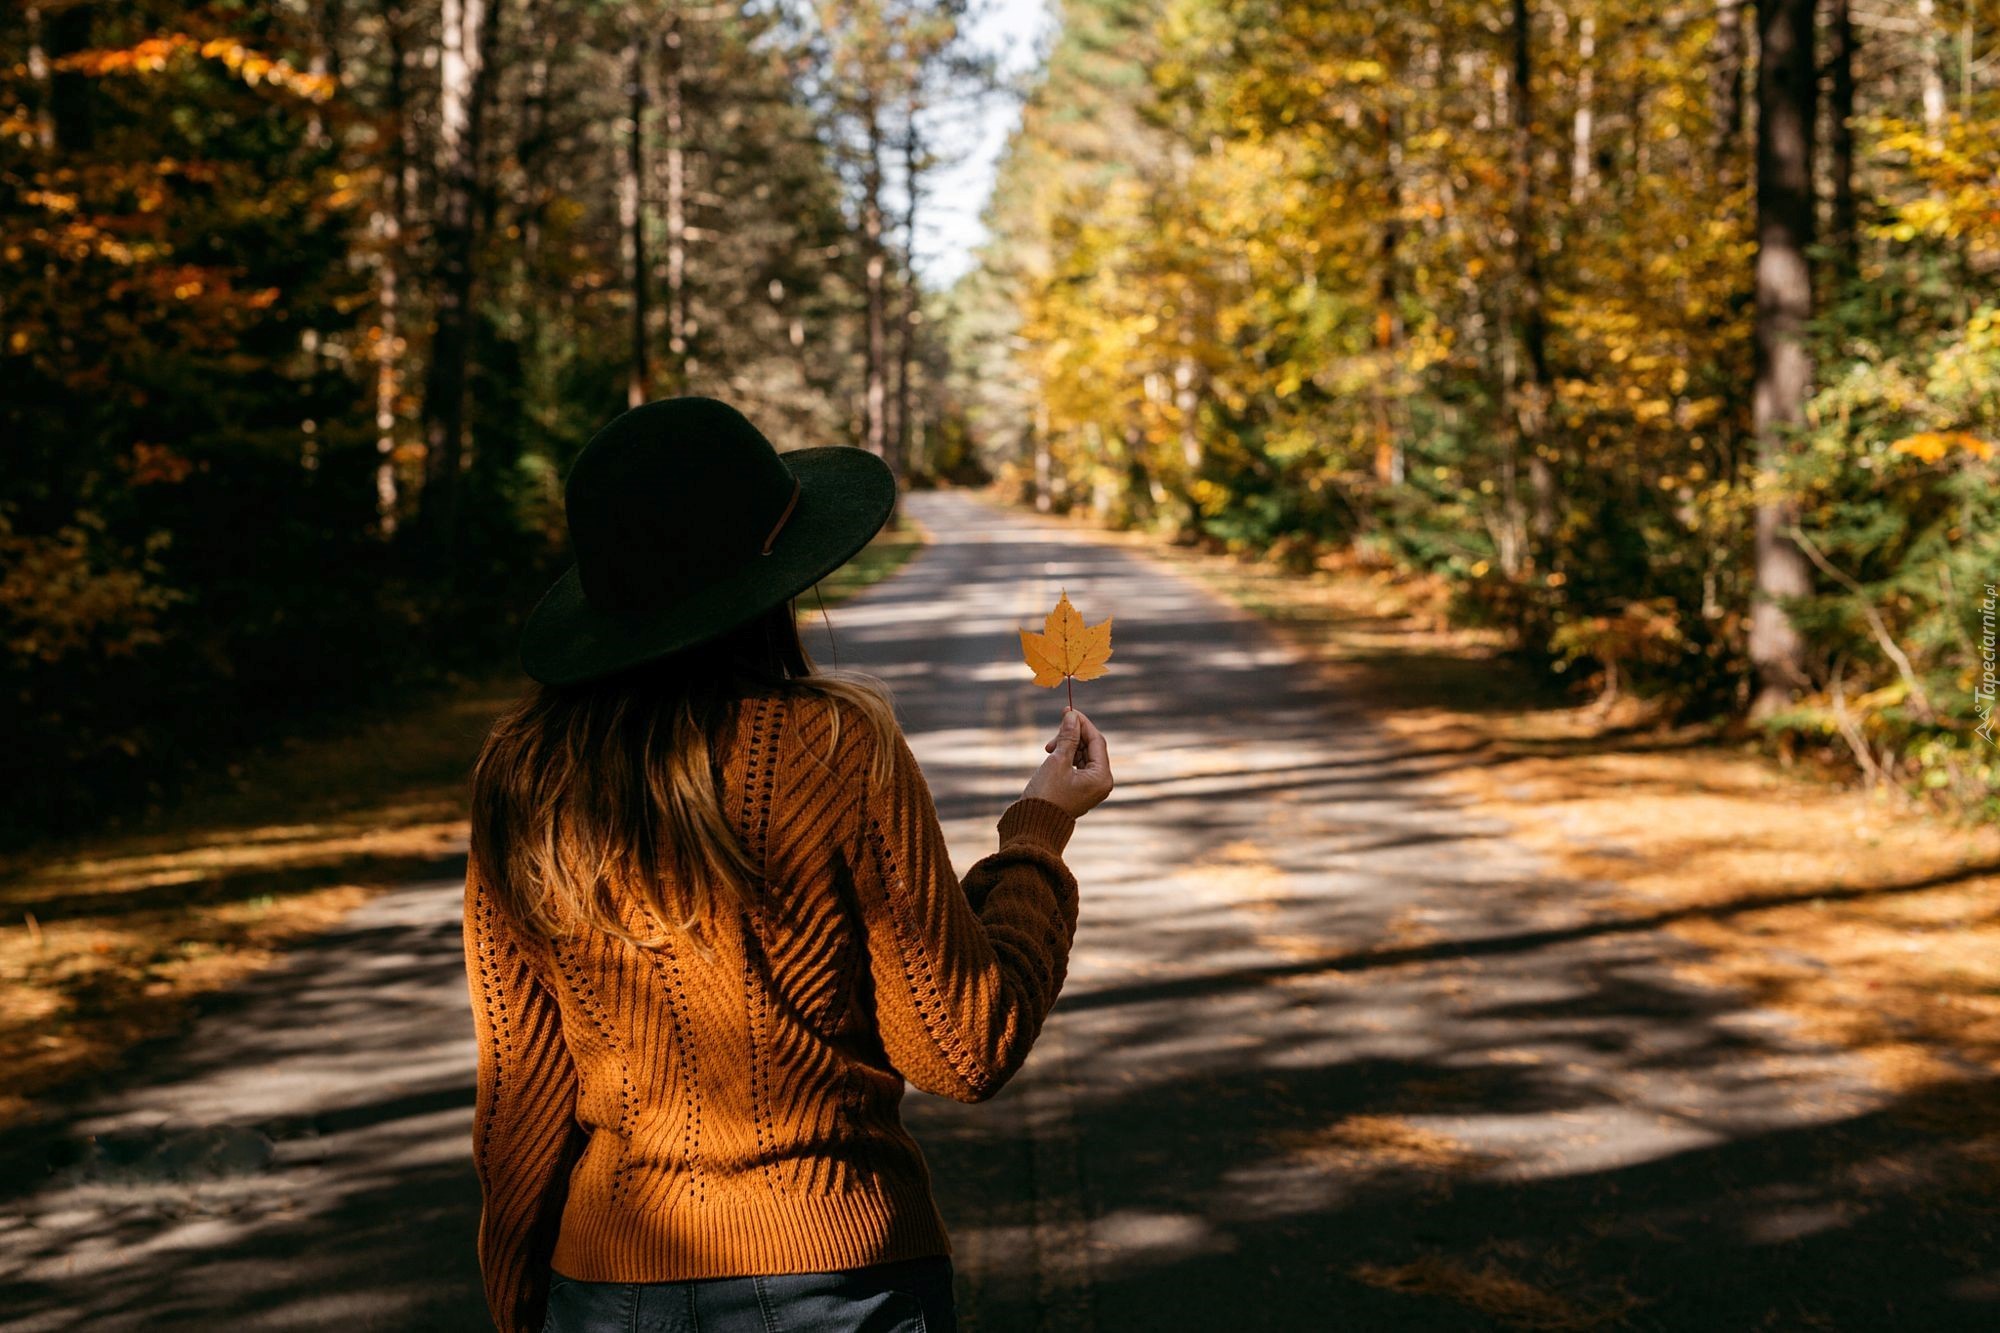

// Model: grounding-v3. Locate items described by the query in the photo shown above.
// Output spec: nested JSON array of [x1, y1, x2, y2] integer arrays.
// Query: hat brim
[[518, 445, 898, 686]]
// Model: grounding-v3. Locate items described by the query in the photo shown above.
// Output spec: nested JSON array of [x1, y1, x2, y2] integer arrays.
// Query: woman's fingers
[[1022, 707, 1114, 817], [1069, 713, 1103, 769], [1083, 721, 1109, 772], [1046, 708, 1097, 755]]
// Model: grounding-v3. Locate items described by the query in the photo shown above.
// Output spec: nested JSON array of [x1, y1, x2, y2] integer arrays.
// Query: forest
[[1, 0, 981, 843], [955, 0, 2000, 812], [3, 0, 1997, 846]]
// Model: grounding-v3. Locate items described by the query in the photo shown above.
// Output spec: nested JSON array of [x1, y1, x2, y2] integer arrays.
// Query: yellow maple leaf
[[1019, 588, 1113, 704]]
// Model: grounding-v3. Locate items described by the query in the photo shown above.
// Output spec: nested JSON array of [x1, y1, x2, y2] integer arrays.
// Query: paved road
[[0, 490, 1982, 1330]]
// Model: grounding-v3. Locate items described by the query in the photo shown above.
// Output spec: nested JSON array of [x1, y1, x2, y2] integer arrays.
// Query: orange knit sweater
[[462, 689, 1081, 1333]]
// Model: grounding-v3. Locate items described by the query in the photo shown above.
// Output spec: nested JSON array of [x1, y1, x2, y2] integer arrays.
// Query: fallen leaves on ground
[[1352, 1251, 1641, 1331]]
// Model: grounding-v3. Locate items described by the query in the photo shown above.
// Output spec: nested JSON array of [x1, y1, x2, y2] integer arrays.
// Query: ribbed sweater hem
[[547, 1173, 953, 1282]]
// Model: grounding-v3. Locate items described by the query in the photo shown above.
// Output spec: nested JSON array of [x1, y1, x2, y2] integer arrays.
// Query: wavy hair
[[469, 595, 899, 962]]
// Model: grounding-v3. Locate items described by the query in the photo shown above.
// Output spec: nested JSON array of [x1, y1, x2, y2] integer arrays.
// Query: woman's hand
[[1020, 707, 1114, 820]]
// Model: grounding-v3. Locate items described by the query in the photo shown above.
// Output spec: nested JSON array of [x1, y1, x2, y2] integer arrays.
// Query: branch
[[1787, 525, 1936, 723], [1826, 658, 1892, 791]]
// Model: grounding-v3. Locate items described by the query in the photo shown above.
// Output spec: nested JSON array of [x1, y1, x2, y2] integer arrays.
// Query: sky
[[909, 0, 1056, 290]]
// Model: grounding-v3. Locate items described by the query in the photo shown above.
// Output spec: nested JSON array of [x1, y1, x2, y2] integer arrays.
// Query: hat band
[[761, 474, 801, 555]]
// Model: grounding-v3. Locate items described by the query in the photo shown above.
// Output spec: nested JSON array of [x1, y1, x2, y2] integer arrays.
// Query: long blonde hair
[[469, 595, 899, 961]]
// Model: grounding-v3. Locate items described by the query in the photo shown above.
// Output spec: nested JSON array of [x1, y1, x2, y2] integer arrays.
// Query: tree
[[416, 0, 507, 572], [0, 0, 874, 839], [1748, 0, 1817, 717]]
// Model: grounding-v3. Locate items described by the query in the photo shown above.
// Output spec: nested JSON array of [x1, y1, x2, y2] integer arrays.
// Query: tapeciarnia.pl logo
[[1978, 583, 1998, 747]]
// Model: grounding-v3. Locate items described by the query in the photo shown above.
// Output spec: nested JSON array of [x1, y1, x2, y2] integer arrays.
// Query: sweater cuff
[[997, 797, 1076, 857]]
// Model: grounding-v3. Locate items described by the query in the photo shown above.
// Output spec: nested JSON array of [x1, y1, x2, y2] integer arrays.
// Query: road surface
[[0, 489, 1979, 1330]]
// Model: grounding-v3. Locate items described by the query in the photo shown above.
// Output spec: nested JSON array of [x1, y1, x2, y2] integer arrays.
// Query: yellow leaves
[[1890, 431, 1995, 464], [55, 33, 337, 101], [0, 511, 178, 666], [58, 38, 180, 75], [1864, 115, 2000, 256], [23, 190, 79, 215], [1879, 197, 1955, 244], [1315, 58, 1386, 86], [1188, 477, 1231, 514], [197, 37, 339, 98], [1019, 588, 1114, 689]]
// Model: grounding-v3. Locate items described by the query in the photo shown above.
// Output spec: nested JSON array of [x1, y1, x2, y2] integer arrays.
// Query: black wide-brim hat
[[519, 396, 897, 686]]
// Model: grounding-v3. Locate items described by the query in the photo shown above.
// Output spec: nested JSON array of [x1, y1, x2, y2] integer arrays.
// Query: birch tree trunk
[[1918, 0, 1946, 141]]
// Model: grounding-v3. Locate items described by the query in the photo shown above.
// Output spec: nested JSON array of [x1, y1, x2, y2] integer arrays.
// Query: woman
[[462, 396, 1113, 1333]]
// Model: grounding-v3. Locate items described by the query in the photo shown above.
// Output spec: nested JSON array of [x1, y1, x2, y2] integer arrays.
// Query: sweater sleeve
[[852, 722, 1082, 1104], [463, 865, 587, 1333]]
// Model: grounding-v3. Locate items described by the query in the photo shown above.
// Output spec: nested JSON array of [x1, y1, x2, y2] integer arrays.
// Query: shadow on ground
[[2, 492, 1994, 1331]]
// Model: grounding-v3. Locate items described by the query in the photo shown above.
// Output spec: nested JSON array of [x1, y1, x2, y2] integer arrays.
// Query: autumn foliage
[[956, 0, 2000, 811], [0, 1, 942, 844]]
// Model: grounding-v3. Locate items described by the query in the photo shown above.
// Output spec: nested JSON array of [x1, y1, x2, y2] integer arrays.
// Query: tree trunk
[[1511, 0, 1556, 552], [1173, 356, 1202, 477], [1571, 13, 1595, 203], [516, 0, 554, 260], [1828, 0, 1857, 283], [663, 12, 688, 385], [45, 1, 93, 153], [25, 6, 51, 153], [1032, 400, 1052, 515], [861, 97, 891, 477], [1372, 105, 1405, 486], [417, 0, 503, 573], [892, 104, 920, 483], [1918, 0, 1946, 141], [306, 0, 344, 148], [622, 26, 651, 408], [1961, 8, 1974, 121], [1712, 0, 1748, 174], [1749, 0, 1818, 718], [373, 0, 412, 537]]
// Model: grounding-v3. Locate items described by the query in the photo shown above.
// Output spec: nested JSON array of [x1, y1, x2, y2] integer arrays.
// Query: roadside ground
[[0, 516, 928, 1137]]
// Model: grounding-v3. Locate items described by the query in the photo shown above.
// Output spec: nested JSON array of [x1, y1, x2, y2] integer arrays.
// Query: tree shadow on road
[[7, 514, 1998, 1331]]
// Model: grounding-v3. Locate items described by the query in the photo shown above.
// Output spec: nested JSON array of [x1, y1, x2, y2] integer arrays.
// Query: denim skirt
[[540, 1254, 957, 1333]]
